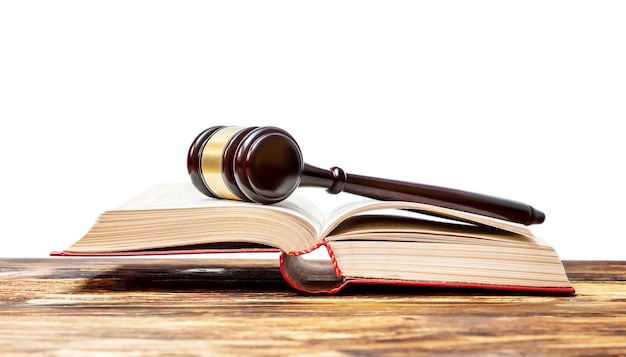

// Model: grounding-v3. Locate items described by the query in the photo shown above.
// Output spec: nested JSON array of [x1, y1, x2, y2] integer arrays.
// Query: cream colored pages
[[65, 183, 326, 254], [117, 183, 326, 233], [319, 200, 536, 241], [67, 183, 541, 254], [116, 184, 532, 240]]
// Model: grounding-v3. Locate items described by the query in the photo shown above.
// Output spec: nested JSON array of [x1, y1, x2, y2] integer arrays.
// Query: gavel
[[187, 126, 545, 225]]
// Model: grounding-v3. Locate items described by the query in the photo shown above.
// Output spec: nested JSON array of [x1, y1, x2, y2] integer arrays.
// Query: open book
[[54, 183, 574, 294]]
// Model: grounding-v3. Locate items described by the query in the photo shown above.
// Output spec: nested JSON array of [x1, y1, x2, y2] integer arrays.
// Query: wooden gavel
[[187, 126, 545, 225]]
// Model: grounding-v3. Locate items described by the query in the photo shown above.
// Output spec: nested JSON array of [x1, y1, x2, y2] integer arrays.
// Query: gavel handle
[[300, 164, 545, 225]]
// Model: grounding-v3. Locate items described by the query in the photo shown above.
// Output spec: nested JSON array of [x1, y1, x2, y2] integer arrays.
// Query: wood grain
[[1, 258, 625, 356]]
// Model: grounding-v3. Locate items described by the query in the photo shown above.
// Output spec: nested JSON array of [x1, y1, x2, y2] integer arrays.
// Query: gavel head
[[187, 126, 304, 204]]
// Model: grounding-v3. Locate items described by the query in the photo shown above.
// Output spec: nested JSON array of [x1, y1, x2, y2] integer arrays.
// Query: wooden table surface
[[1, 258, 625, 356]]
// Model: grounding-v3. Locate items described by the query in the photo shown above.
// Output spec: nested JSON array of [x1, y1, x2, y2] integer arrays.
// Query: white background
[[1, 1, 624, 260]]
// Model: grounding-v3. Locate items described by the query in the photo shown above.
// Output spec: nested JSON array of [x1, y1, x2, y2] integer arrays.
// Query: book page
[[319, 199, 534, 240], [117, 183, 326, 233], [326, 215, 539, 245], [64, 183, 329, 254]]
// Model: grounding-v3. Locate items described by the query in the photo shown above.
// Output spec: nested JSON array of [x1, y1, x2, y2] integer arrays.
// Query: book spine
[[287, 241, 342, 277]]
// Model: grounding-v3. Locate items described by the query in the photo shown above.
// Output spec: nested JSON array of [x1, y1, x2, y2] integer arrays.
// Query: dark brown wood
[[300, 164, 545, 224], [232, 127, 303, 203], [223, 126, 261, 200], [187, 126, 304, 204], [188, 126, 545, 225], [1, 258, 625, 356], [187, 126, 222, 198]]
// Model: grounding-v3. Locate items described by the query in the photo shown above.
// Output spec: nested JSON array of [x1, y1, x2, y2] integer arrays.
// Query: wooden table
[[1, 258, 625, 356]]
